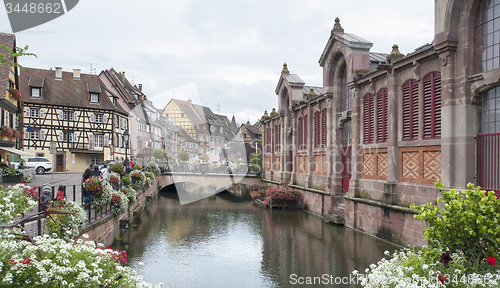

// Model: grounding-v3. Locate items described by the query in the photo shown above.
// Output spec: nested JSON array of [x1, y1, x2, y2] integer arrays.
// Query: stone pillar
[[437, 46, 475, 189], [305, 103, 313, 188], [384, 68, 399, 204], [348, 86, 361, 198], [290, 110, 297, 185]]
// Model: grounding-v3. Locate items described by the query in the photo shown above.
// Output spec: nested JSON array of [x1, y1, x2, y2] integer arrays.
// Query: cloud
[[12, 0, 435, 124]]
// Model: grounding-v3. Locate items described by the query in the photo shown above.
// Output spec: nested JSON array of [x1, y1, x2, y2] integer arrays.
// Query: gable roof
[[20, 67, 124, 112]]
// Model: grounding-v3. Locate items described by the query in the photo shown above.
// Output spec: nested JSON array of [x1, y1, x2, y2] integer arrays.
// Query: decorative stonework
[[313, 152, 327, 175], [274, 155, 281, 171], [402, 152, 419, 179], [361, 149, 388, 180], [298, 153, 307, 174], [363, 153, 375, 176], [399, 146, 441, 184], [377, 153, 388, 178], [266, 156, 271, 171], [423, 151, 441, 181]]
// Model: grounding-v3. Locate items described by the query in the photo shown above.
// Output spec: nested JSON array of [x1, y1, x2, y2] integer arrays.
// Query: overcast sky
[[1, 0, 435, 125]]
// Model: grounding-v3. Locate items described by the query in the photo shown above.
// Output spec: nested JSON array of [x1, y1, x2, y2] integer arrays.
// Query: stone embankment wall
[[80, 179, 159, 246]]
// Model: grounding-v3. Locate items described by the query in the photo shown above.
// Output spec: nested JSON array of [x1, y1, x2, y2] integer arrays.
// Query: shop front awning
[[0, 147, 34, 157]]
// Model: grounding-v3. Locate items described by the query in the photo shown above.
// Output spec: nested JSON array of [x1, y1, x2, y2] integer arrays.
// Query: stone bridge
[[158, 173, 261, 205]]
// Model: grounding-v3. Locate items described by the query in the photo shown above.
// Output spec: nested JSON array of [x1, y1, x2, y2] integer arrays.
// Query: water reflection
[[114, 188, 399, 287]]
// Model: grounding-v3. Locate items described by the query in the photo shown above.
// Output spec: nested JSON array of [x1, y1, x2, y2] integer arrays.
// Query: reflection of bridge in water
[[158, 173, 261, 205]]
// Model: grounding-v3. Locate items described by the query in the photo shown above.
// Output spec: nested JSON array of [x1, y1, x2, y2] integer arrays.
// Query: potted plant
[[1, 167, 23, 183], [8, 88, 21, 101]]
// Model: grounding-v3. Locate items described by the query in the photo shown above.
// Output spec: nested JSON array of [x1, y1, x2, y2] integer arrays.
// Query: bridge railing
[[159, 163, 257, 175]]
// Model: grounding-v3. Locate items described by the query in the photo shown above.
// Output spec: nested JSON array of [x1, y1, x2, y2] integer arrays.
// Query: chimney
[[188, 99, 192, 105], [55, 67, 62, 80], [122, 71, 125, 78], [138, 84, 142, 92], [73, 69, 81, 80]]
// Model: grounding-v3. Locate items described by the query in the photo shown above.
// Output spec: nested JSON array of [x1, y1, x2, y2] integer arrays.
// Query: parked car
[[12, 157, 52, 174]]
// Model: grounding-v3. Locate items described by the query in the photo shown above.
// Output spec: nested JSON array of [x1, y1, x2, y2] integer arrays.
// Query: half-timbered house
[[0, 33, 28, 165], [20, 67, 129, 172]]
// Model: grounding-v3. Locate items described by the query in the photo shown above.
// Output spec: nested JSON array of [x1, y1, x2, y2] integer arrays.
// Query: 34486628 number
[[5, 2, 61, 14]]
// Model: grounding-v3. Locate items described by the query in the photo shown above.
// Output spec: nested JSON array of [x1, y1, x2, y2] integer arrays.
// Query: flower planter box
[[3, 176, 21, 183], [255, 199, 301, 210]]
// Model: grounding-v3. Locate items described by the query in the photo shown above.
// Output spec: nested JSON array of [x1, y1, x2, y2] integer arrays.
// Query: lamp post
[[123, 129, 130, 167]]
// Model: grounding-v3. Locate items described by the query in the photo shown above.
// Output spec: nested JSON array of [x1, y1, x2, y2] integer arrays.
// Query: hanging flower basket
[[8, 88, 21, 101], [0, 126, 21, 139]]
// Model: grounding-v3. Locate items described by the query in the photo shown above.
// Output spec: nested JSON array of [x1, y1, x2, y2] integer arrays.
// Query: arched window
[[423, 73, 441, 139], [340, 64, 351, 111], [314, 111, 321, 148], [474, 0, 500, 73], [363, 94, 374, 144], [321, 109, 327, 148], [402, 80, 419, 140], [298, 117, 303, 149], [376, 89, 388, 143]]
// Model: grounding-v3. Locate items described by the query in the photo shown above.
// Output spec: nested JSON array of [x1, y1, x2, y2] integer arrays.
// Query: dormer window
[[90, 93, 99, 103], [31, 87, 41, 98], [28, 77, 44, 98]]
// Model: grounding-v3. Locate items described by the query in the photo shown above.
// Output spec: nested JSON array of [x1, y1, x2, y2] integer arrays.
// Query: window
[[88, 156, 101, 165], [36, 153, 44, 157], [94, 135, 103, 149], [321, 109, 327, 147], [478, 86, 500, 134], [402, 80, 419, 140], [63, 132, 68, 142], [30, 109, 40, 118], [30, 130, 40, 140], [275, 124, 281, 151], [69, 111, 74, 121], [363, 94, 374, 144], [376, 89, 388, 143], [422, 73, 442, 139], [63, 111, 68, 120], [340, 64, 351, 111], [95, 114, 103, 123], [474, 0, 500, 73], [31, 87, 41, 98], [90, 93, 99, 103], [115, 115, 119, 128], [266, 128, 271, 152], [298, 117, 303, 150]]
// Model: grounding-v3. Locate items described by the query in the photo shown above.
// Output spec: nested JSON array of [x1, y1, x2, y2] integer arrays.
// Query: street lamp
[[123, 129, 130, 167]]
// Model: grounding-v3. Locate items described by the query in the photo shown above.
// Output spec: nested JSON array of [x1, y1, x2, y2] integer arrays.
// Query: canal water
[[114, 187, 400, 287]]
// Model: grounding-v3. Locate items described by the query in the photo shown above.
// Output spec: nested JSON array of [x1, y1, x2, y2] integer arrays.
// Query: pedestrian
[[56, 185, 66, 200], [82, 164, 93, 204], [92, 165, 100, 177], [101, 164, 109, 180]]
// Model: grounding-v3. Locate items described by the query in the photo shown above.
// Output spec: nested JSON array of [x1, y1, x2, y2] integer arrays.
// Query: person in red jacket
[[55, 185, 66, 200]]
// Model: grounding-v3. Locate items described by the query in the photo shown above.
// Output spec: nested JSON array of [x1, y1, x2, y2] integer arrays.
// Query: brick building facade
[[261, 0, 500, 246]]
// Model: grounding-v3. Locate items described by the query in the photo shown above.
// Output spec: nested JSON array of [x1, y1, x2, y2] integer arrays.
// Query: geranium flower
[[487, 256, 497, 266], [440, 251, 452, 267]]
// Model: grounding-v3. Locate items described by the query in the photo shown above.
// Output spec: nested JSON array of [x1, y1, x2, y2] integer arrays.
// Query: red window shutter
[[377, 89, 388, 142], [402, 80, 419, 140], [304, 116, 307, 149], [363, 94, 374, 144], [314, 112, 321, 148], [322, 109, 327, 147], [298, 117, 303, 150], [423, 73, 441, 139]]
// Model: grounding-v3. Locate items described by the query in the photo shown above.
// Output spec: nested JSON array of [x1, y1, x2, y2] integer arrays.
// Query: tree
[[199, 154, 209, 162], [152, 149, 165, 160], [178, 152, 190, 162], [0, 44, 36, 68]]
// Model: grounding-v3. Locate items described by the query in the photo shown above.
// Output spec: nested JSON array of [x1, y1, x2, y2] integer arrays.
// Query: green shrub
[[411, 182, 500, 268], [132, 164, 142, 171], [108, 162, 124, 175]]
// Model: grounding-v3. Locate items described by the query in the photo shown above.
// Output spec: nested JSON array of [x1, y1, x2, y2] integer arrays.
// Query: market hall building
[[260, 0, 500, 246]]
